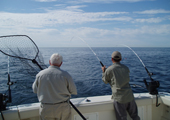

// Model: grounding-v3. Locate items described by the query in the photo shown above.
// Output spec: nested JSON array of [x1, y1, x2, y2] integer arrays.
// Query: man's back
[[33, 65, 77, 104], [108, 63, 130, 88], [102, 62, 134, 103]]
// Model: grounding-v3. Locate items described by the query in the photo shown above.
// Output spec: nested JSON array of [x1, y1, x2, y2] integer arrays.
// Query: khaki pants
[[39, 102, 71, 120]]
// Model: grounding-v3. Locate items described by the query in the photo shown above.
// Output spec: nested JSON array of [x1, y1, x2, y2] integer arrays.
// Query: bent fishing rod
[[122, 45, 154, 80], [122, 45, 160, 107], [0, 35, 87, 120]]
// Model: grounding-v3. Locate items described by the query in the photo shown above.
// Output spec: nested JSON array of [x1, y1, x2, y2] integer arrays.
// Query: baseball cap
[[111, 51, 122, 60]]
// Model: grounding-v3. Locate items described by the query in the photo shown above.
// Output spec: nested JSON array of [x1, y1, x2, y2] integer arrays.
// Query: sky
[[0, 0, 170, 47]]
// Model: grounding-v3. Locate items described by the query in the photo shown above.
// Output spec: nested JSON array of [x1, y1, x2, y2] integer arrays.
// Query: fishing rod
[[0, 51, 15, 111], [7, 51, 12, 103], [71, 36, 105, 67], [122, 45, 160, 107], [0, 51, 15, 120], [122, 45, 154, 81]]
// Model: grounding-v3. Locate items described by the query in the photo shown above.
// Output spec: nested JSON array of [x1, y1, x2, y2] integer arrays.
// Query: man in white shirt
[[32, 53, 77, 120]]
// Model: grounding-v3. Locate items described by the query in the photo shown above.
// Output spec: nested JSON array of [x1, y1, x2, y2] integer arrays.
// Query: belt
[[41, 100, 68, 105]]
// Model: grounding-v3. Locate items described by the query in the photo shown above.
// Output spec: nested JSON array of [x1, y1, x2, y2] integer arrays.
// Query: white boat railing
[[0, 92, 170, 120]]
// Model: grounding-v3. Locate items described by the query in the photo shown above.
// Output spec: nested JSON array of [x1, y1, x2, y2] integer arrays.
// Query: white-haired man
[[32, 53, 77, 120]]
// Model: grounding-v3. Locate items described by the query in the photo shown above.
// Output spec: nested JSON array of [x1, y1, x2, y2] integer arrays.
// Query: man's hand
[[101, 66, 106, 73]]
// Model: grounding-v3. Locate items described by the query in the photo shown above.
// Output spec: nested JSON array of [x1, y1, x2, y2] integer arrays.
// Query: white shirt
[[32, 66, 77, 103]]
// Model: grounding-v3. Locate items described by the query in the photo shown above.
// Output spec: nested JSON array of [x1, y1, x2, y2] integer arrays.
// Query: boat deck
[[0, 92, 170, 120]]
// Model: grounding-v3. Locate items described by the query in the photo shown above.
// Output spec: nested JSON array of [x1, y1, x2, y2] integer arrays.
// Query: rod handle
[[100, 61, 104, 67], [7, 74, 12, 103]]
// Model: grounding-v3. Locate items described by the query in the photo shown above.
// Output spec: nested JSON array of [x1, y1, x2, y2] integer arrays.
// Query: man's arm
[[67, 74, 77, 95], [32, 76, 39, 93], [102, 66, 111, 84]]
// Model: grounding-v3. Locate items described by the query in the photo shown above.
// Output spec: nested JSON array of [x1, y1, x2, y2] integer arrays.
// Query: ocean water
[[0, 47, 170, 106]]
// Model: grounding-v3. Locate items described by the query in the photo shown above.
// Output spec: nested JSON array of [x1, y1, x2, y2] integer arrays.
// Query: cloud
[[55, 25, 170, 47], [56, 25, 170, 38], [65, 5, 87, 12], [1, 24, 169, 47], [1, 7, 169, 36], [0, 9, 129, 29], [134, 9, 170, 14], [1, 2, 170, 47], [139, 25, 170, 35], [133, 17, 164, 23]]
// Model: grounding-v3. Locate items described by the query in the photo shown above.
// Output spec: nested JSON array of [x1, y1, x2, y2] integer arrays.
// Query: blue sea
[[0, 47, 170, 106]]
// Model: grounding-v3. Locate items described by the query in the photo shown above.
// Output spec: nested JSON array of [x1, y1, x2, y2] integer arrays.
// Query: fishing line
[[121, 45, 145, 67], [71, 36, 104, 67], [121, 44, 153, 81]]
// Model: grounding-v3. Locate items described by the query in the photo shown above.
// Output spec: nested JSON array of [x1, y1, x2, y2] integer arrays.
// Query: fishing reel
[[0, 91, 13, 111], [0, 79, 15, 111], [0, 93, 8, 111], [143, 79, 160, 95], [143, 78, 160, 107]]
